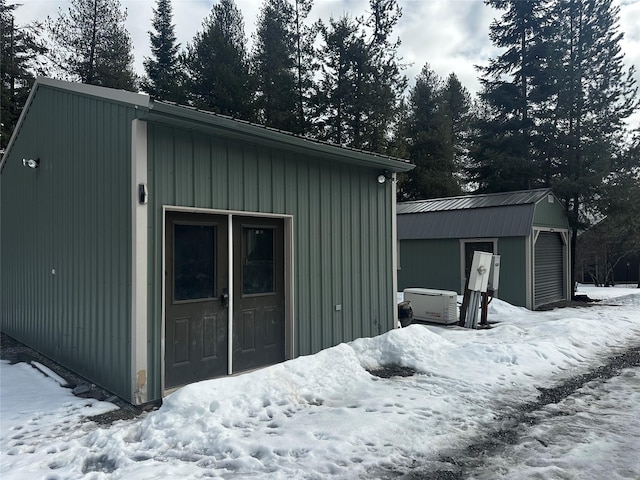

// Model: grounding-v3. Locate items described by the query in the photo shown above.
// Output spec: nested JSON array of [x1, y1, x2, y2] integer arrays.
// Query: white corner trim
[[391, 173, 399, 328], [131, 119, 148, 405], [285, 216, 295, 359], [227, 213, 234, 375], [525, 233, 533, 310]]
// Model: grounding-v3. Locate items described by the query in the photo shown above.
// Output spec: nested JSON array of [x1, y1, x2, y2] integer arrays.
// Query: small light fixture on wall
[[22, 158, 40, 169], [138, 183, 148, 204], [377, 170, 393, 184]]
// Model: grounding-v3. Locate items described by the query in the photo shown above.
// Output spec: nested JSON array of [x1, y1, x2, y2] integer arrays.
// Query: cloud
[[11, 0, 639, 109]]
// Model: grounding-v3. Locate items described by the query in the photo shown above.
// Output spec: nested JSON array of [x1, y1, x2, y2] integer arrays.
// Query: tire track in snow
[[376, 345, 640, 480]]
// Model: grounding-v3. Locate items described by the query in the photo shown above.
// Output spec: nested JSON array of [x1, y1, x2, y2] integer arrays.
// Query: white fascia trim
[[131, 119, 148, 405]]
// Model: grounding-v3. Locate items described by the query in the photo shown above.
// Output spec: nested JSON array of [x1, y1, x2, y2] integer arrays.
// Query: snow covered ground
[[1, 285, 639, 479], [470, 363, 640, 480]]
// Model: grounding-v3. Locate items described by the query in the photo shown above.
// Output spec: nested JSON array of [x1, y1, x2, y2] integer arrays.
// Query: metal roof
[[1, 77, 414, 174], [397, 189, 555, 239], [396, 188, 553, 215], [145, 100, 414, 172], [398, 205, 535, 239]]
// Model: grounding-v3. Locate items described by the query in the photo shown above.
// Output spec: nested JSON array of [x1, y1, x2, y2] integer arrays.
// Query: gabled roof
[[397, 189, 557, 239], [2, 77, 414, 173], [396, 188, 553, 215]]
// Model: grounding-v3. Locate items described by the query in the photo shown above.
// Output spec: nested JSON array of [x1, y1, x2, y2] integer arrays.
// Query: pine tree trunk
[[295, 0, 305, 132], [87, 0, 99, 84]]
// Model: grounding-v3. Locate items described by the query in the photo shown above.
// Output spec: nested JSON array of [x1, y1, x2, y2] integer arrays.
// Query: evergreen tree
[[596, 136, 640, 286], [184, 0, 254, 119], [478, 0, 638, 294], [47, 0, 136, 90], [467, 89, 534, 192], [472, 0, 549, 192], [361, 0, 406, 153], [252, 0, 298, 132], [142, 0, 183, 103], [1, 0, 46, 150], [546, 0, 638, 292], [577, 135, 640, 287], [314, 0, 405, 153], [291, 0, 317, 134], [440, 73, 474, 189], [401, 64, 463, 200], [313, 14, 364, 146]]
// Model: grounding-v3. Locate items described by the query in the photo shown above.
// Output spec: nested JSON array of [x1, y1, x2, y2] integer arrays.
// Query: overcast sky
[[11, 0, 640, 111]]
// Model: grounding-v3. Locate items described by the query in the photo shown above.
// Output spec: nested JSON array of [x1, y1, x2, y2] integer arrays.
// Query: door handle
[[220, 288, 229, 308]]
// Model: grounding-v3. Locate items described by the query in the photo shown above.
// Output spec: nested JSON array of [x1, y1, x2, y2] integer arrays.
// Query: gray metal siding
[[146, 124, 395, 400], [0, 86, 136, 399], [397, 205, 535, 239]]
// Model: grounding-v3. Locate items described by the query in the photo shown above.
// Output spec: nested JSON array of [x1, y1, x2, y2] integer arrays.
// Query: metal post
[[459, 275, 471, 327]]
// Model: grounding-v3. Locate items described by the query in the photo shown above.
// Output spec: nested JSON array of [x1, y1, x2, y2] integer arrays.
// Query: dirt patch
[[535, 294, 601, 311], [367, 365, 417, 378]]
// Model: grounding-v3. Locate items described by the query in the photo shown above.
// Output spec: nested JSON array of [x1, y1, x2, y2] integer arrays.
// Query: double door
[[165, 211, 285, 390]]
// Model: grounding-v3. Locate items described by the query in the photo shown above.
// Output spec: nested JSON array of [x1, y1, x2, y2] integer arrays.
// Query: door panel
[[165, 212, 229, 389], [240, 309, 256, 351], [173, 317, 190, 365], [202, 313, 223, 359], [263, 307, 278, 346], [233, 218, 285, 372]]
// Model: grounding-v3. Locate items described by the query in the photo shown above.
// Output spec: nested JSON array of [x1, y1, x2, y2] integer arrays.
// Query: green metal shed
[[0, 77, 413, 404], [397, 189, 571, 310]]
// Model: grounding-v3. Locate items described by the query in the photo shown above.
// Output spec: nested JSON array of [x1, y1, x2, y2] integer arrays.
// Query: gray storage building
[[397, 189, 571, 309], [0, 78, 413, 404]]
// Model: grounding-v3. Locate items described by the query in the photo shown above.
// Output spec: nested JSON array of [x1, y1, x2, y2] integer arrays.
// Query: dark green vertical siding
[[146, 124, 395, 400], [397, 239, 461, 293], [0, 87, 136, 399], [397, 237, 528, 307], [533, 196, 569, 229]]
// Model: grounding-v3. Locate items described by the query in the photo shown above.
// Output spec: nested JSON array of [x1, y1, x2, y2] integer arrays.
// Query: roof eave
[[1, 77, 151, 173], [148, 101, 414, 173], [2, 77, 413, 174]]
